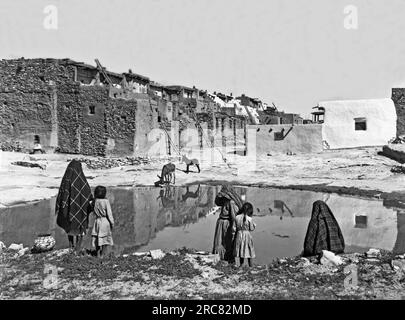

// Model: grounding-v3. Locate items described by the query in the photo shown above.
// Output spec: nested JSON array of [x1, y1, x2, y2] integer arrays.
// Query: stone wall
[[78, 86, 109, 156], [0, 58, 75, 151], [0, 58, 252, 157], [0, 90, 54, 151], [0, 58, 156, 156], [56, 83, 81, 154], [392, 88, 405, 137], [105, 98, 137, 156]]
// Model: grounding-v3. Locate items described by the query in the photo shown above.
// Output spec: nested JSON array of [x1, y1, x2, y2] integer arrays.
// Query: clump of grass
[[177, 247, 196, 255], [150, 253, 201, 278], [55, 250, 201, 281]]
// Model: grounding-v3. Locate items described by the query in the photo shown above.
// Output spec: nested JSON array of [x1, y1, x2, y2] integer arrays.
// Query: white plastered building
[[313, 98, 397, 149]]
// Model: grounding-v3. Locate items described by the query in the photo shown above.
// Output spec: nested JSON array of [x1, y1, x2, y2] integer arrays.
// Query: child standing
[[91, 186, 114, 258], [233, 202, 256, 267]]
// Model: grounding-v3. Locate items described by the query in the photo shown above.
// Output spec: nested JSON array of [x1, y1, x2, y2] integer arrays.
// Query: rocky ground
[[0, 245, 404, 300], [1, 146, 405, 299]]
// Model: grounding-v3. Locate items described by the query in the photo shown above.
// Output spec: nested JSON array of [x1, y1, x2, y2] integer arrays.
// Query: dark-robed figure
[[303, 200, 345, 257], [55, 160, 93, 252], [212, 185, 243, 262]]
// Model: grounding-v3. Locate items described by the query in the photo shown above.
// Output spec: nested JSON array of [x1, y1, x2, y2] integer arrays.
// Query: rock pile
[[391, 165, 405, 174], [11, 161, 46, 170], [391, 136, 405, 144], [67, 156, 153, 170]]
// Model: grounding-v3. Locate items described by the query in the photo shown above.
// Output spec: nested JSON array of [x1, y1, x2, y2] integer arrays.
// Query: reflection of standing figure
[[212, 185, 243, 263], [393, 211, 405, 254], [55, 160, 93, 253]]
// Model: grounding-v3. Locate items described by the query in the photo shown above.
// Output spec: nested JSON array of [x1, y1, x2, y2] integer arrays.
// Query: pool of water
[[1, 185, 404, 264]]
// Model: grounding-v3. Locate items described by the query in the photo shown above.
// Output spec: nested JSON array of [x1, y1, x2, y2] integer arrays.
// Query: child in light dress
[[233, 202, 256, 267], [91, 186, 114, 258]]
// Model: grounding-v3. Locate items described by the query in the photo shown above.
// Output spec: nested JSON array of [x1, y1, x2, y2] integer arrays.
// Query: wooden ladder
[[94, 58, 113, 86]]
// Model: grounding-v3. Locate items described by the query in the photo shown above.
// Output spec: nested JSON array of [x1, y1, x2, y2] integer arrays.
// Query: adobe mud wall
[[0, 89, 55, 151], [0, 58, 156, 156], [0, 58, 75, 152], [135, 96, 160, 157], [248, 124, 323, 155]]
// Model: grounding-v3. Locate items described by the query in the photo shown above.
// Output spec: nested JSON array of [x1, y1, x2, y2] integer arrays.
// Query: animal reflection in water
[[156, 186, 176, 209], [156, 185, 207, 229], [181, 185, 200, 202], [274, 200, 294, 220]]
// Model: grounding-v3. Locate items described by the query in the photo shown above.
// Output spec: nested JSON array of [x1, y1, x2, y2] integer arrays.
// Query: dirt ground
[[1, 146, 405, 299], [1, 146, 405, 207], [1, 247, 404, 300]]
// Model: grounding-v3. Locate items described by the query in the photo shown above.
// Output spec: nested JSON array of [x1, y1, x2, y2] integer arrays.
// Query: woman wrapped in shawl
[[212, 185, 243, 262], [55, 160, 93, 252], [303, 200, 345, 257]]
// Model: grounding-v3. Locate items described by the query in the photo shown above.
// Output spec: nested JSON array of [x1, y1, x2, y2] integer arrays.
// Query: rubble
[[390, 165, 405, 174], [391, 259, 405, 272], [187, 253, 220, 265], [391, 136, 405, 144], [8, 243, 24, 251], [68, 156, 154, 170], [365, 248, 381, 258], [320, 250, 344, 266], [297, 257, 311, 268], [132, 252, 148, 257], [11, 161, 46, 170], [150, 249, 165, 259], [17, 248, 30, 257]]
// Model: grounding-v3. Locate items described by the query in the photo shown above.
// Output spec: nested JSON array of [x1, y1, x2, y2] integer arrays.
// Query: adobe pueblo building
[[0, 58, 246, 157], [0, 57, 402, 157], [0, 58, 158, 156], [313, 98, 397, 150]]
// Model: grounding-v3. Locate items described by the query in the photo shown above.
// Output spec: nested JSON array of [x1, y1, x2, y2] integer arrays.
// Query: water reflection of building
[[0, 197, 67, 248], [161, 185, 214, 227], [393, 210, 405, 254], [243, 187, 399, 252], [111, 185, 216, 254], [1, 186, 404, 255]]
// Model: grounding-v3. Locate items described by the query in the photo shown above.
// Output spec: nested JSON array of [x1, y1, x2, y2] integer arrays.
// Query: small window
[[274, 131, 284, 141], [354, 118, 366, 131], [89, 105, 96, 115], [355, 215, 367, 229]]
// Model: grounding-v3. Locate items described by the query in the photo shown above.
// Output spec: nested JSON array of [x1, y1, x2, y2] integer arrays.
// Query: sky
[[1, 0, 405, 117]]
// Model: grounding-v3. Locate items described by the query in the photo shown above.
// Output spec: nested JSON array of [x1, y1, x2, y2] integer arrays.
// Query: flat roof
[[164, 85, 196, 92]]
